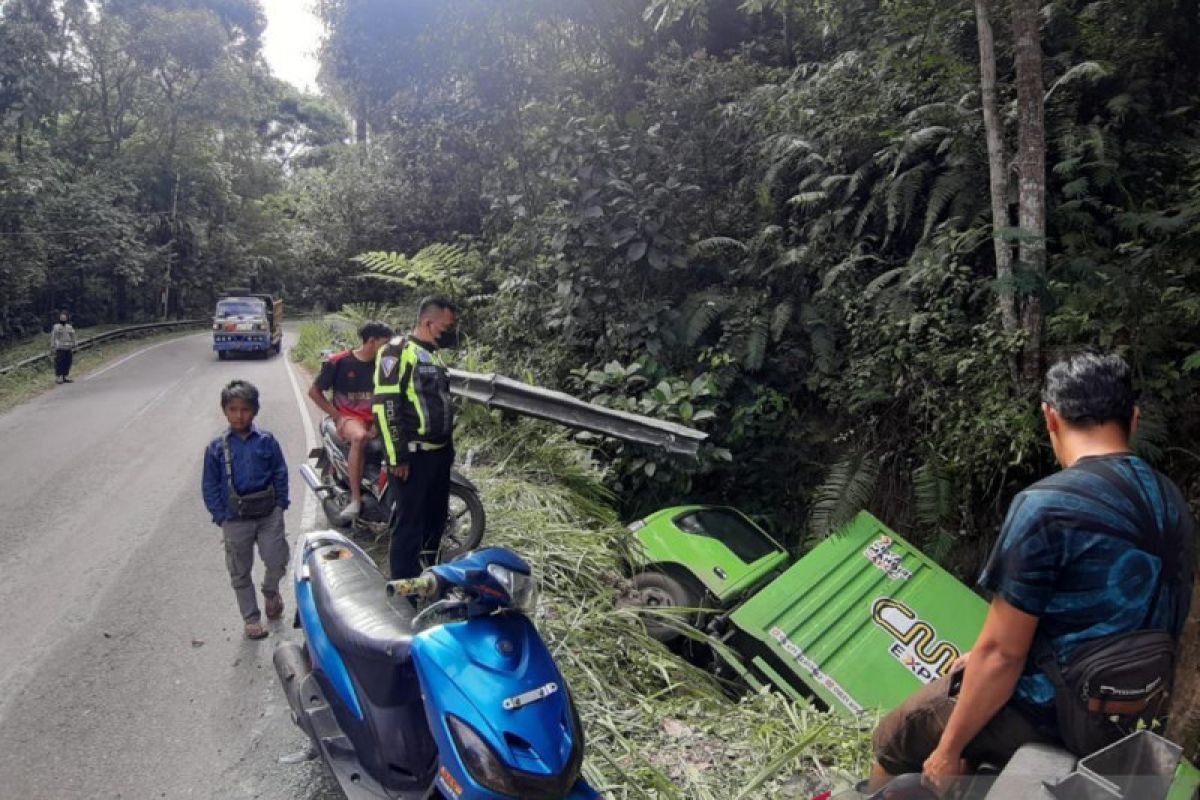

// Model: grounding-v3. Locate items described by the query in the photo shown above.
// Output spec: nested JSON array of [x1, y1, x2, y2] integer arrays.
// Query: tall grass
[[295, 319, 875, 797]]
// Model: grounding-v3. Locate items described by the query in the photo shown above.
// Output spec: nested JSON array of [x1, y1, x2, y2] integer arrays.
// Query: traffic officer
[[372, 296, 459, 579]]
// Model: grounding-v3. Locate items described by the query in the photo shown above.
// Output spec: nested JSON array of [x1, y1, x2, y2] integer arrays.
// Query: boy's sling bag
[[221, 434, 277, 519]]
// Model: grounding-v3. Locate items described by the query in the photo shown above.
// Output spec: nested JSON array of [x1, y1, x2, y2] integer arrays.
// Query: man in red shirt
[[308, 321, 394, 520]]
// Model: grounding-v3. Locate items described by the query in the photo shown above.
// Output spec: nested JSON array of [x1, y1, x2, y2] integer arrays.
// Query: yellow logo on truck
[[871, 597, 960, 684]]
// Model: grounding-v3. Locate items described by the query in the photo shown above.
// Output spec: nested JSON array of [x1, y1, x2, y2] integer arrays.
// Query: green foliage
[[0, 0, 335, 334], [354, 243, 481, 297], [807, 450, 880, 542]]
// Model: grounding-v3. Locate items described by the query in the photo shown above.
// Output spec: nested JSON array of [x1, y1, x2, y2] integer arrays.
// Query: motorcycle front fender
[[450, 468, 477, 493]]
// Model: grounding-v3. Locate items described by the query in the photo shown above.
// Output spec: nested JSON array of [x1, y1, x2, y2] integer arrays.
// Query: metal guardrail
[[448, 369, 708, 459], [307, 317, 709, 457], [0, 319, 207, 376]]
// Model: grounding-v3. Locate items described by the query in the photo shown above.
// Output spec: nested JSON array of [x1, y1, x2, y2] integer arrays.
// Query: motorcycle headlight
[[445, 714, 519, 795], [487, 563, 538, 612]]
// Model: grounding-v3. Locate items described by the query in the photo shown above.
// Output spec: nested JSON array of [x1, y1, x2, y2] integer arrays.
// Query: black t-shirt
[[315, 350, 375, 423]]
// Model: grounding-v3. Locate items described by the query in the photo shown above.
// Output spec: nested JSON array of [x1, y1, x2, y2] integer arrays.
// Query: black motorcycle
[[298, 415, 485, 561]]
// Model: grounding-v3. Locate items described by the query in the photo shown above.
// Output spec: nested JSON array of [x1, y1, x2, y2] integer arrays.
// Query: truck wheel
[[631, 571, 699, 643], [217, 351, 228, 361]]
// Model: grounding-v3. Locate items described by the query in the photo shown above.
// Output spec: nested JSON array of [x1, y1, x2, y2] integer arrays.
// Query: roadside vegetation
[[296, 318, 874, 798]]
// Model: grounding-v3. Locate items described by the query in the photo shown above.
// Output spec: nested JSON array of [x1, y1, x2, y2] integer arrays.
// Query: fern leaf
[[742, 314, 769, 372], [769, 301, 794, 343], [356, 243, 474, 295], [694, 236, 749, 256], [854, 194, 880, 239], [820, 254, 879, 292], [1044, 61, 1109, 103], [807, 451, 879, 540], [902, 126, 951, 156], [788, 191, 827, 211], [922, 169, 970, 238], [683, 294, 730, 345], [863, 266, 907, 298], [769, 247, 808, 276], [913, 462, 955, 531]]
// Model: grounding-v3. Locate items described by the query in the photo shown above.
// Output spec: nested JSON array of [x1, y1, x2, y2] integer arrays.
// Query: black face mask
[[435, 329, 459, 350]]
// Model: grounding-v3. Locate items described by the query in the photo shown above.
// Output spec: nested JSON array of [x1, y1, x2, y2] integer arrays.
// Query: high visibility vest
[[372, 336, 453, 465]]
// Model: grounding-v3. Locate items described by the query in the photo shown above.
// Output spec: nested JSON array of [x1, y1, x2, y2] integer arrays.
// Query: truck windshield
[[673, 509, 779, 563], [216, 299, 264, 317]]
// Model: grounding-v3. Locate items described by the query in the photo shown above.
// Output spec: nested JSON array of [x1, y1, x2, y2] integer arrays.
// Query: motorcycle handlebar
[[386, 574, 438, 599]]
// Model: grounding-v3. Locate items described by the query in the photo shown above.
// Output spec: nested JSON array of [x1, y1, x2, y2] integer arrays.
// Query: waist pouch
[[233, 484, 277, 519], [1038, 629, 1174, 755]]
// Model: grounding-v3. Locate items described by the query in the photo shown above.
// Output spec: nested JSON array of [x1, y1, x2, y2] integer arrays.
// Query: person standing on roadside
[[50, 311, 77, 384], [201, 380, 291, 640], [372, 296, 459, 579]]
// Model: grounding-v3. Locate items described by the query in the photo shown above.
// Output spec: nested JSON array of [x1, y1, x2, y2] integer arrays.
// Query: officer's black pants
[[387, 446, 454, 579], [54, 348, 73, 378]]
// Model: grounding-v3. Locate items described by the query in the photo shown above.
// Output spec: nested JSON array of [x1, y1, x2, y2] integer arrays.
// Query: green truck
[[626, 506, 1200, 799], [627, 507, 986, 713]]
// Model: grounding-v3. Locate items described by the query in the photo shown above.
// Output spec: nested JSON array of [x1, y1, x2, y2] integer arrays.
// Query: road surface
[[0, 331, 341, 798]]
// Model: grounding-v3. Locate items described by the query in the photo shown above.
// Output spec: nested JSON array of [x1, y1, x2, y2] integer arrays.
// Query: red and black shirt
[[315, 350, 376, 424]]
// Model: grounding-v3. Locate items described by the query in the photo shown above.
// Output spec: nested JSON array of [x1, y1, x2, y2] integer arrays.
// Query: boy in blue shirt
[[202, 380, 290, 640]]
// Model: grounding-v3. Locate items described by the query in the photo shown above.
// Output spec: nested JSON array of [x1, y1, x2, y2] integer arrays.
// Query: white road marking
[[283, 345, 319, 533], [84, 334, 200, 381]]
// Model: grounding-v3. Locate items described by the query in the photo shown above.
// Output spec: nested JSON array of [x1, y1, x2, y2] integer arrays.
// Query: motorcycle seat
[[309, 541, 416, 665], [321, 416, 385, 463]]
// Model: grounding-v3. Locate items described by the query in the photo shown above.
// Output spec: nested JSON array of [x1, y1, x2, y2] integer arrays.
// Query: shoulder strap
[[221, 434, 241, 501], [1065, 456, 1168, 630], [1032, 630, 1068, 693]]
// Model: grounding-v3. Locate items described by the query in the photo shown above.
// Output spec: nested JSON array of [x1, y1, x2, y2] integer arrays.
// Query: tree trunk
[[975, 0, 1018, 334], [1012, 0, 1046, 381], [1168, 582, 1200, 762], [355, 95, 368, 144]]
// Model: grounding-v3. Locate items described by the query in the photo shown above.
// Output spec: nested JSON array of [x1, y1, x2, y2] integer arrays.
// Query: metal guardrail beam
[[0, 319, 206, 376], [448, 368, 708, 459]]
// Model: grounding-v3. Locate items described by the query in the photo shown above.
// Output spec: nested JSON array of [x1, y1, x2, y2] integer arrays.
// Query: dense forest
[[5, 0, 1200, 772]]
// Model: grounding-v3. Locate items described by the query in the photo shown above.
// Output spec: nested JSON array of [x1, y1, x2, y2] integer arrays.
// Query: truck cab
[[212, 290, 282, 359]]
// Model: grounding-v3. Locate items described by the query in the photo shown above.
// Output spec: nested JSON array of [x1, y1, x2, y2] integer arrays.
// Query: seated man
[[870, 352, 1195, 796], [308, 321, 394, 521]]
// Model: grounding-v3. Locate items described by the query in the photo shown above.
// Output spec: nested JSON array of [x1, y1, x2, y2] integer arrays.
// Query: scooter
[[274, 528, 601, 799], [299, 415, 485, 560]]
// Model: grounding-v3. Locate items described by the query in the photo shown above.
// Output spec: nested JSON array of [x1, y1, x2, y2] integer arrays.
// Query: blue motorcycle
[[274, 529, 601, 800]]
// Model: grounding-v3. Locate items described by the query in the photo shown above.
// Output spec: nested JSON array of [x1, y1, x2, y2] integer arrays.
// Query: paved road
[[0, 331, 340, 799]]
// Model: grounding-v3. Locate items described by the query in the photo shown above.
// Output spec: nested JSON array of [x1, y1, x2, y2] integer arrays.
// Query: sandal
[[264, 593, 284, 621], [244, 621, 268, 640]]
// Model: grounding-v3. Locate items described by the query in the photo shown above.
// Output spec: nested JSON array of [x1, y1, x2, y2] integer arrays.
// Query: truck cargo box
[[727, 512, 986, 716]]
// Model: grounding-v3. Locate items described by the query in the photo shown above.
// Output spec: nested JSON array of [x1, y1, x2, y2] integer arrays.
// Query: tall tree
[[974, 0, 1017, 334], [1011, 0, 1045, 379]]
